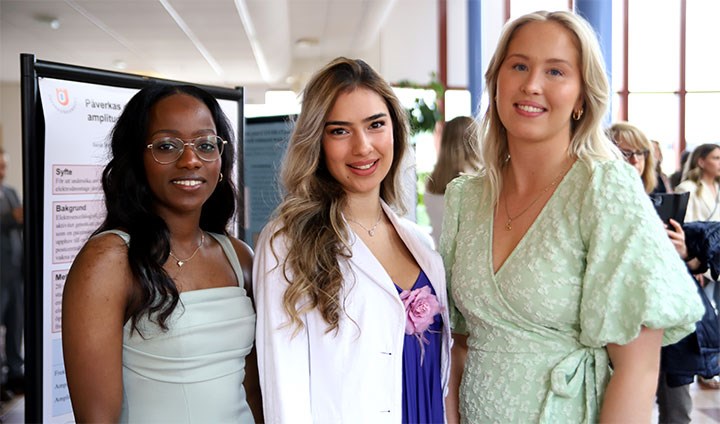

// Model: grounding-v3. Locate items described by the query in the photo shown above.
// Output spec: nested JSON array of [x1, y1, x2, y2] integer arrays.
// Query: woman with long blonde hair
[[441, 10, 703, 423], [253, 57, 451, 423]]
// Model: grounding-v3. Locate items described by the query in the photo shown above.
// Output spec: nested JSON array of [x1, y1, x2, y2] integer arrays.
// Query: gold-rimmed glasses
[[146, 135, 227, 164]]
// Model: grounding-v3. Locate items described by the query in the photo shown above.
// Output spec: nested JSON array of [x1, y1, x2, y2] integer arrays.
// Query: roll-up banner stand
[[20, 53, 245, 423]]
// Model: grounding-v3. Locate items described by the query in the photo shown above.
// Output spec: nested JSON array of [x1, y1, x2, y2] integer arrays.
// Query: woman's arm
[[230, 237, 264, 422], [446, 333, 467, 424], [599, 326, 663, 423], [61, 235, 132, 422]]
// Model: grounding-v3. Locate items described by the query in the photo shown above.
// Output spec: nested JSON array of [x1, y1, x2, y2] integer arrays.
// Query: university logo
[[48, 86, 76, 113], [56, 88, 69, 106]]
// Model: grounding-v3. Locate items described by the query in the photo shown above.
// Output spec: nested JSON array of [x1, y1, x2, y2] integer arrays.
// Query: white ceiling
[[0, 0, 400, 93]]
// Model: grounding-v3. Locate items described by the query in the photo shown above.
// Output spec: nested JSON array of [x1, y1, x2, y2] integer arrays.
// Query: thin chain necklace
[[169, 231, 205, 267], [347, 210, 383, 237], [503, 163, 571, 231]]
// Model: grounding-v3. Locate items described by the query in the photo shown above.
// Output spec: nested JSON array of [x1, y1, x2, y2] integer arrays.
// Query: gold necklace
[[503, 164, 571, 231], [347, 210, 383, 237], [169, 231, 205, 267]]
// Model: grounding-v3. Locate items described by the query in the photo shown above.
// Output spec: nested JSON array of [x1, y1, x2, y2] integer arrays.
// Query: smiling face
[[496, 20, 584, 149], [143, 93, 221, 218], [321, 87, 394, 199]]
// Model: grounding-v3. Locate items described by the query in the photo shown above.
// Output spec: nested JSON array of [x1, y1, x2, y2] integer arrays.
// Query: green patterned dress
[[441, 159, 704, 423]]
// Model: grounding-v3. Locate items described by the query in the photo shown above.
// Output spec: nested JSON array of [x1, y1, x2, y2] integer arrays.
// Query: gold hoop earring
[[218, 172, 223, 182], [572, 108, 584, 121]]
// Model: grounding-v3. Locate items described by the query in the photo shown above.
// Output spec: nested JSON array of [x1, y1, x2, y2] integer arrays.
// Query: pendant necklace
[[503, 163, 571, 231], [347, 210, 383, 237], [169, 231, 205, 267]]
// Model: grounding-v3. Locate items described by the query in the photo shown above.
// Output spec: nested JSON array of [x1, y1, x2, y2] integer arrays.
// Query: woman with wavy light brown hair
[[424, 116, 481, 247], [253, 57, 451, 423], [676, 143, 720, 222]]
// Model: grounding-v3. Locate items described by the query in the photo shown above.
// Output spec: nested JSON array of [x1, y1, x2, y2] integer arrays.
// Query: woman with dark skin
[[62, 85, 261, 422]]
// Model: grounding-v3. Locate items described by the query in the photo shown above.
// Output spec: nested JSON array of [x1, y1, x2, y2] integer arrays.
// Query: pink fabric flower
[[399, 285, 442, 364]]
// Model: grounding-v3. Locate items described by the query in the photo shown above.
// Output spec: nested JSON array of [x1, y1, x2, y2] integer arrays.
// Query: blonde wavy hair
[[682, 143, 720, 198], [479, 10, 619, 204], [426, 116, 481, 194], [607, 121, 657, 193], [271, 57, 410, 334]]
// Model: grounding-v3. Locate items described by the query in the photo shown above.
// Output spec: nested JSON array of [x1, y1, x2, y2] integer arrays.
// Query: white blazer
[[675, 179, 720, 222], [253, 202, 452, 424]]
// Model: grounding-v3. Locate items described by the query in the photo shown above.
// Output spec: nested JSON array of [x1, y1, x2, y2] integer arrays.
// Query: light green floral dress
[[440, 159, 704, 423]]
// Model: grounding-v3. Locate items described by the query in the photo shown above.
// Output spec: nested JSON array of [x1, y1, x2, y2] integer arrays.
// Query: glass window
[[686, 0, 720, 91], [611, 0, 624, 93], [510, 0, 569, 19], [686, 93, 720, 148], [627, 93, 679, 174], [611, 93, 623, 123], [444, 89, 472, 121], [628, 0, 680, 92]]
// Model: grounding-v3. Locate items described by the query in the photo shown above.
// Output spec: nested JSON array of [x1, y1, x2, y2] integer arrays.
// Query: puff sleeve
[[577, 161, 704, 348]]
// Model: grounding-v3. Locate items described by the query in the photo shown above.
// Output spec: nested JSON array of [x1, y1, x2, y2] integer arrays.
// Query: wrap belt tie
[[538, 346, 609, 423]]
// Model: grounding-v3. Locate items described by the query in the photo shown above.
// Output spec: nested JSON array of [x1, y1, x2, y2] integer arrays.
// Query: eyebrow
[[505, 53, 574, 67], [325, 113, 388, 127]]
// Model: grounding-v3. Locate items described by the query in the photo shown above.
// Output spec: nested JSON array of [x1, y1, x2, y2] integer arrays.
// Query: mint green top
[[99, 230, 256, 424], [440, 159, 704, 423]]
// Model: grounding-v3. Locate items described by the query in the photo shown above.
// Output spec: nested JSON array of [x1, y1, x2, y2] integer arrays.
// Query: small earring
[[218, 172, 223, 182], [572, 108, 584, 121]]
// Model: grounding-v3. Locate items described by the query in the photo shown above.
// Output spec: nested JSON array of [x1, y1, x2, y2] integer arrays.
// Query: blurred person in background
[[609, 123, 719, 423], [651, 140, 673, 194], [0, 146, 24, 402], [670, 150, 691, 189], [424, 116, 481, 248], [675, 143, 720, 390]]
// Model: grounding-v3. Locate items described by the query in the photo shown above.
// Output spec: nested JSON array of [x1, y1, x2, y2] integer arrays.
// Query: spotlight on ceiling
[[112, 60, 128, 70], [35, 15, 61, 30], [295, 37, 319, 49]]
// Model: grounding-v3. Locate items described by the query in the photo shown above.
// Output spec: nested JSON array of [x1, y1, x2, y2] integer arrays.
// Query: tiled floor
[[2, 381, 718, 423], [0, 394, 23, 424], [672, 380, 720, 423]]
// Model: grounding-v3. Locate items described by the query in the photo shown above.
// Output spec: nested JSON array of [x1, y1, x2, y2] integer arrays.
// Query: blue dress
[[394, 270, 445, 424]]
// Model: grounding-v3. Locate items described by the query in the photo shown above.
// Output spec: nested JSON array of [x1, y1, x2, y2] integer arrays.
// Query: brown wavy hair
[[426, 116, 481, 194], [270, 57, 410, 334], [682, 143, 720, 197]]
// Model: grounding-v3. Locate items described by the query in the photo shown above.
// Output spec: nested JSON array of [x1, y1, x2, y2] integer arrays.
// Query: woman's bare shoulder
[[65, 232, 134, 299]]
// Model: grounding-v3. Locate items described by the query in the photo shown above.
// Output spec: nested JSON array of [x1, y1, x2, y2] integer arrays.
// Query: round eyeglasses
[[146, 135, 227, 164]]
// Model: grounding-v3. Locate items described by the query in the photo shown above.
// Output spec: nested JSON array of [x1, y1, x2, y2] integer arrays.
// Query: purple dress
[[394, 270, 445, 424]]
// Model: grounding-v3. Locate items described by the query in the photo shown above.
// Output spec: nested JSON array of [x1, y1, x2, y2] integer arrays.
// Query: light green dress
[[440, 160, 704, 423], [104, 231, 257, 424]]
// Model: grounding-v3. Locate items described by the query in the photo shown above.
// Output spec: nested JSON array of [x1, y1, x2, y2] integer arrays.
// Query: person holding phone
[[608, 121, 714, 423], [675, 143, 720, 391]]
